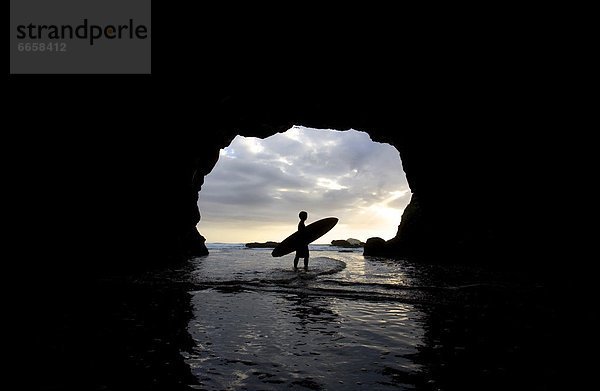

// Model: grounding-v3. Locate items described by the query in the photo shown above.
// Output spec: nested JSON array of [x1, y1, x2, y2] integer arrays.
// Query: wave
[[318, 279, 508, 292], [193, 257, 347, 285], [191, 281, 429, 305], [141, 248, 520, 307], [188, 255, 433, 303], [190, 271, 516, 307]]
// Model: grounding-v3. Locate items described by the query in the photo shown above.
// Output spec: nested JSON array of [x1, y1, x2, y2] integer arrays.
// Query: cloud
[[198, 127, 410, 242]]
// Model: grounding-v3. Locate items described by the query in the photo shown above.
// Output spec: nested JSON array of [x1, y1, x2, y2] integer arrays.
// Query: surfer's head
[[299, 211, 308, 221]]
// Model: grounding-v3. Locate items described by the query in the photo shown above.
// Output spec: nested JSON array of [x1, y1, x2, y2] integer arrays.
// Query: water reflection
[[184, 249, 560, 390], [330, 254, 414, 286], [284, 293, 339, 336], [33, 249, 560, 390], [187, 288, 426, 390]]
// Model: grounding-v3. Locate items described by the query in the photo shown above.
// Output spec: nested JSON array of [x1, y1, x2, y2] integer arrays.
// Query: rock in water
[[245, 241, 279, 248]]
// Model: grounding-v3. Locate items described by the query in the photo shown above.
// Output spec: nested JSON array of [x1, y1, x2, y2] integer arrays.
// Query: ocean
[[135, 243, 555, 390]]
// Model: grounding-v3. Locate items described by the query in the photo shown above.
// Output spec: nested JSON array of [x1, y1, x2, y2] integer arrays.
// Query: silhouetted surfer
[[294, 211, 309, 270]]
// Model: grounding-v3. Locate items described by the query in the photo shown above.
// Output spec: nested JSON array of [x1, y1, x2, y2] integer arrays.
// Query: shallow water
[[185, 290, 423, 390], [29, 243, 579, 390], [175, 244, 549, 390]]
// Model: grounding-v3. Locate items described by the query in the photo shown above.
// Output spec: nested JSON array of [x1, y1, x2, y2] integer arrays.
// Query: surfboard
[[271, 217, 338, 257]]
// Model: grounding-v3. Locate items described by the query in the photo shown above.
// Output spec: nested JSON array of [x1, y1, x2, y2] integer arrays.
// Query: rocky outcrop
[[364, 194, 426, 257], [331, 239, 365, 248], [245, 241, 279, 248], [364, 237, 387, 256], [346, 238, 365, 246]]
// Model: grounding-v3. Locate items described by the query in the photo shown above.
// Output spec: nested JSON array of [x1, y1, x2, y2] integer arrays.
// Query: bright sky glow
[[197, 127, 411, 244]]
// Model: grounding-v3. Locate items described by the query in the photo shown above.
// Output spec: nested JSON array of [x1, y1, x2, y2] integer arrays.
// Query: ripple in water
[[185, 289, 425, 390]]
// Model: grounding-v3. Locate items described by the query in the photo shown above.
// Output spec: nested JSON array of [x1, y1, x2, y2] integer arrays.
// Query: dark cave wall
[[8, 19, 584, 391], [7, 6, 570, 283], [11, 91, 532, 281], [11, 75, 548, 278]]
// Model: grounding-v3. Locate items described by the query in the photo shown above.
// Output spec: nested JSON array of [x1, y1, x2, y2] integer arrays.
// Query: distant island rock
[[245, 241, 279, 248], [331, 238, 365, 248]]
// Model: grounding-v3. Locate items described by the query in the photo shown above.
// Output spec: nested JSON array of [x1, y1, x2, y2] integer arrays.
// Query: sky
[[197, 126, 411, 244]]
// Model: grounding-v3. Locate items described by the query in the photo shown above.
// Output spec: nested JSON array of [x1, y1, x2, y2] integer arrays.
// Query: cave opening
[[197, 126, 411, 246]]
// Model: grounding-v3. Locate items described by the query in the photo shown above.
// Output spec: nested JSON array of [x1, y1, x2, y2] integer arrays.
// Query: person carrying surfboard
[[294, 211, 310, 270], [271, 214, 337, 261]]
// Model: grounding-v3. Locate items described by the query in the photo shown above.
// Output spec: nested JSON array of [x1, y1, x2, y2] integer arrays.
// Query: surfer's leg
[[303, 256, 309, 270], [293, 256, 299, 270]]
